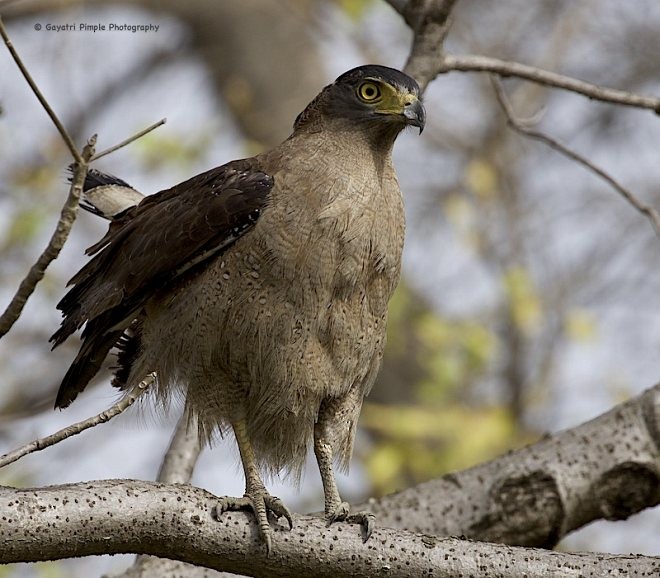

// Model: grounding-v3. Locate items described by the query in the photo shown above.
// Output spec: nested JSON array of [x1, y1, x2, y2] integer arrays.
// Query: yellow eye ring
[[357, 81, 382, 102]]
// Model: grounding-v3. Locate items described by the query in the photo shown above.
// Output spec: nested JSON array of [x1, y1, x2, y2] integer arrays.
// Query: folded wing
[[51, 158, 273, 408]]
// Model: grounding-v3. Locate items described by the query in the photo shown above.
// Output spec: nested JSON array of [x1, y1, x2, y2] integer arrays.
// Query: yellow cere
[[359, 78, 418, 115]]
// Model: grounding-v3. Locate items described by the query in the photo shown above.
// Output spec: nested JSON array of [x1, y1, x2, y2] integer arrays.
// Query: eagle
[[51, 64, 425, 552]]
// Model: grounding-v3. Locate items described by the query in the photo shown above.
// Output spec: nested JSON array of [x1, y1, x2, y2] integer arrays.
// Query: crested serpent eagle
[[51, 64, 425, 552]]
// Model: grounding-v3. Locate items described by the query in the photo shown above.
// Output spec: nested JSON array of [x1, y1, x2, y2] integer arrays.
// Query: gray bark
[[1, 384, 659, 576], [1, 480, 659, 578], [363, 382, 660, 547]]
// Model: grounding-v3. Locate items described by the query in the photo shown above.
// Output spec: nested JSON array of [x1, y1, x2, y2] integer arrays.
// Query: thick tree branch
[[0, 375, 154, 469], [155, 406, 202, 485], [399, 0, 459, 92], [1, 480, 659, 578], [1, 384, 658, 576], [490, 77, 660, 236], [362, 382, 660, 547], [122, 408, 209, 578]]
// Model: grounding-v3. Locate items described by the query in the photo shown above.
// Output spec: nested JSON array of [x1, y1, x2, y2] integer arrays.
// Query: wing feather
[[51, 158, 273, 407]]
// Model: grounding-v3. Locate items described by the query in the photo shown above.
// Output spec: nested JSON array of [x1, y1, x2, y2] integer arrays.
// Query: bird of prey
[[51, 64, 425, 552]]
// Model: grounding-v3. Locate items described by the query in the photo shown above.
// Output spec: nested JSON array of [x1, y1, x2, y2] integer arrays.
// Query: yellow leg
[[314, 409, 375, 540], [215, 419, 293, 554]]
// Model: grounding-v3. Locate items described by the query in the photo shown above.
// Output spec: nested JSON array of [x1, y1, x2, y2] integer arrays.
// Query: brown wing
[[51, 158, 273, 408]]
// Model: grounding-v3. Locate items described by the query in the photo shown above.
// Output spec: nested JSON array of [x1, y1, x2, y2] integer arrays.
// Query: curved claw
[[325, 502, 376, 541], [347, 511, 376, 541], [214, 492, 293, 555], [266, 495, 294, 530]]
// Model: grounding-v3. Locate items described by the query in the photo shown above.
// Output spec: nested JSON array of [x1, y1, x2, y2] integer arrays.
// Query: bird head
[[294, 64, 426, 138]]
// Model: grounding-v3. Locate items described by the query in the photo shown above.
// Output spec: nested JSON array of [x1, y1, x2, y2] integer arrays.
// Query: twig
[[491, 76, 660, 236], [0, 374, 154, 469], [0, 136, 96, 339], [91, 118, 167, 162], [0, 15, 82, 162], [0, 21, 165, 339], [443, 54, 660, 114]]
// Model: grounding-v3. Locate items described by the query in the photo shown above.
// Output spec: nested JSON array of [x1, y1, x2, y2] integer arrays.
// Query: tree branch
[[91, 118, 167, 162], [490, 76, 660, 236], [400, 0, 460, 92], [1, 383, 658, 576], [391, 1, 660, 114], [0, 14, 82, 161], [0, 374, 154, 469], [361, 382, 660, 547], [1, 480, 659, 577], [120, 408, 209, 578], [0, 16, 166, 340], [155, 406, 202, 484], [442, 54, 660, 113], [0, 136, 95, 339]]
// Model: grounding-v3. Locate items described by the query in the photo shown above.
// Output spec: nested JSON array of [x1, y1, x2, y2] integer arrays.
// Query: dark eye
[[357, 81, 381, 102]]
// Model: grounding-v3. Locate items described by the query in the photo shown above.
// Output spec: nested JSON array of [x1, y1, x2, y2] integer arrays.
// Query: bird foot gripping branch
[[215, 493, 293, 555], [51, 65, 425, 552], [326, 502, 376, 541]]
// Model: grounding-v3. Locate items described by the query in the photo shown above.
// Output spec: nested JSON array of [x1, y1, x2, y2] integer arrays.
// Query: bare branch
[[401, 0, 460, 91], [0, 24, 166, 339], [0, 136, 96, 339], [0, 15, 82, 162], [122, 408, 206, 578], [0, 374, 154, 469], [443, 54, 660, 113], [491, 76, 660, 236], [394, 2, 660, 114], [2, 480, 659, 577], [91, 118, 167, 162], [361, 382, 660, 547], [156, 406, 201, 484]]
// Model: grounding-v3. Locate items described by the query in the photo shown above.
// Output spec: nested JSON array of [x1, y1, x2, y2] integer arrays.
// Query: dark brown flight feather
[[51, 158, 273, 408]]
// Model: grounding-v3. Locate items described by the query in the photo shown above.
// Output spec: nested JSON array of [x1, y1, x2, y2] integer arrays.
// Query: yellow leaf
[[6, 208, 46, 245], [361, 403, 520, 494], [338, 0, 374, 20], [462, 322, 497, 368], [364, 443, 406, 493], [565, 309, 597, 342], [503, 266, 541, 333], [442, 192, 473, 229], [465, 158, 498, 199], [135, 131, 211, 171]]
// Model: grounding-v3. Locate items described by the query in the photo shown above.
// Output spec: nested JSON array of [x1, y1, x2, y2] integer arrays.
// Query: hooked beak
[[403, 98, 426, 134]]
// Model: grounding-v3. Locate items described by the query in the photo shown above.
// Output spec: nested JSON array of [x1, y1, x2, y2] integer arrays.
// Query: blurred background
[[1, 0, 659, 576]]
